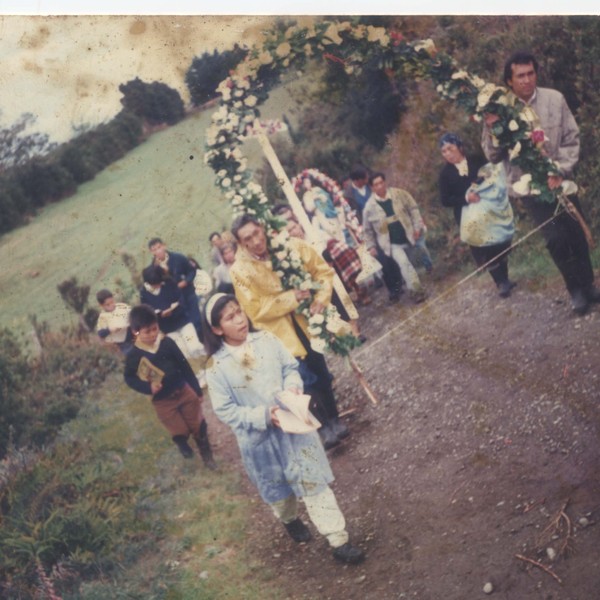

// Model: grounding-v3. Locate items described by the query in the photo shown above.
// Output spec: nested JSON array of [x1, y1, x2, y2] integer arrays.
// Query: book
[[274, 390, 320, 434], [136, 356, 165, 385]]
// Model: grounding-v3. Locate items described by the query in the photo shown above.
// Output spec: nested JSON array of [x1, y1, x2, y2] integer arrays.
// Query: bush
[[119, 77, 185, 126]]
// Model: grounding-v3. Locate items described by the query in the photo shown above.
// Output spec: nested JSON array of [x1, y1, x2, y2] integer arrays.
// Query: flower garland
[[205, 18, 569, 355]]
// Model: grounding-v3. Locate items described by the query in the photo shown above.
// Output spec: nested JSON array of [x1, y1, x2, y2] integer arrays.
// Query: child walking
[[96, 289, 133, 354], [124, 304, 216, 469], [203, 293, 364, 564]]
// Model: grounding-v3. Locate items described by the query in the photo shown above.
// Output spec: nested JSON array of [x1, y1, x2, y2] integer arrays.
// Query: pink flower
[[531, 129, 545, 144]]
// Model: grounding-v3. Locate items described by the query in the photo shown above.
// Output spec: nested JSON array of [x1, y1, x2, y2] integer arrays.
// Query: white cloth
[[166, 322, 205, 360], [390, 244, 422, 292], [270, 485, 349, 548]]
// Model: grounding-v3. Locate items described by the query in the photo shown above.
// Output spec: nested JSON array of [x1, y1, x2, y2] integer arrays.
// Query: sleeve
[[268, 332, 303, 391], [555, 97, 580, 177], [361, 203, 377, 249], [96, 312, 109, 337], [164, 337, 202, 397], [123, 351, 152, 396], [230, 264, 300, 329], [439, 168, 466, 209], [481, 125, 507, 165], [404, 191, 425, 231], [206, 362, 270, 432]]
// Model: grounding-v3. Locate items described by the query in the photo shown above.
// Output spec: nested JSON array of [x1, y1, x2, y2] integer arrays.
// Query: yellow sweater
[[230, 238, 334, 358]]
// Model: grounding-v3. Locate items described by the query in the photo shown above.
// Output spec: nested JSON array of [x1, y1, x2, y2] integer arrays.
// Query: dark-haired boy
[[124, 304, 216, 468], [96, 289, 133, 354]]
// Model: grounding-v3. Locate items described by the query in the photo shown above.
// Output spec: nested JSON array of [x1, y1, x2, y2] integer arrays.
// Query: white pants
[[390, 243, 422, 292], [270, 486, 349, 548], [167, 323, 205, 360]]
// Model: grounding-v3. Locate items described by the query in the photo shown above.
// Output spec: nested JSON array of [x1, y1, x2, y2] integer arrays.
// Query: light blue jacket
[[206, 330, 333, 504]]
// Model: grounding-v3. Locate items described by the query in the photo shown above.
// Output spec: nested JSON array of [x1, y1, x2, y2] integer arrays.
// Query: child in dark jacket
[[124, 304, 216, 468]]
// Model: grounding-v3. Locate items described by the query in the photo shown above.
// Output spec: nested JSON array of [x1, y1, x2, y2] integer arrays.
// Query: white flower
[[471, 75, 485, 89], [308, 325, 322, 337], [275, 250, 287, 260], [299, 280, 313, 291], [221, 178, 232, 188], [217, 169, 227, 177], [508, 120, 519, 132], [508, 142, 522, 161], [280, 260, 290, 269], [512, 173, 532, 196], [323, 23, 343, 45], [309, 313, 325, 324], [310, 337, 327, 354], [325, 316, 346, 335], [477, 83, 497, 109], [366, 25, 389, 46], [232, 195, 244, 206], [451, 70, 468, 80], [413, 38, 436, 55], [276, 270, 285, 277], [560, 180, 578, 196], [275, 42, 292, 58], [244, 95, 257, 107], [258, 51, 273, 65]]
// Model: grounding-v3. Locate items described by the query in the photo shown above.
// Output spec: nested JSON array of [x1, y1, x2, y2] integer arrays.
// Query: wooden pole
[[253, 119, 358, 321], [253, 120, 378, 407]]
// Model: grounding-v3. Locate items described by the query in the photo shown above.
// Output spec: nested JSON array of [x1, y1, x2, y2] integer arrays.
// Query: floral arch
[[204, 19, 565, 355]]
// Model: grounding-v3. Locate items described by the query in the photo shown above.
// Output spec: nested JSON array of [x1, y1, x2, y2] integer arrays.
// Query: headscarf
[[439, 132, 464, 150]]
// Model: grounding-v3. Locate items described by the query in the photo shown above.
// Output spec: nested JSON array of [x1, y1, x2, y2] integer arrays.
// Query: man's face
[[210, 235, 223, 248], [236, 222, 268, 259], [371, 176, 387, 198], [507, 62, 537, 101], [352, 177, 368, 188], [222, 246, 236, 264], [150, 242, 167, 261]]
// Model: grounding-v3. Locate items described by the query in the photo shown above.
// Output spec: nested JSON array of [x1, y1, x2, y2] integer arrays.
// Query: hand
[[466, 191, 481, 203], [413, 228, 422, 240], [269, 406, 281, 428], [294, 289, 311, 302], [310, 301, 326, 315], [177, 280, 187, 289], [483, 113, 500, 127], [161, 307, 174, 316], [548, 175, 563, 190], [150, 381, 163, 394], [368, 247, 378, 257]]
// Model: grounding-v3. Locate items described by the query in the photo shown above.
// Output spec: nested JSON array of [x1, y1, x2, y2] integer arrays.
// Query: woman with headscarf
[[438, 132, 516, 298]]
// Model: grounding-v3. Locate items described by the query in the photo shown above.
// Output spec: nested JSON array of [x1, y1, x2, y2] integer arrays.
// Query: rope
[[353, 207, 565, 359]]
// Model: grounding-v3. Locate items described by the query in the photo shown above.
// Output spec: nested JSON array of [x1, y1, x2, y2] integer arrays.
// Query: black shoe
[[172, 435, 194, 459], [584, 285, 600, 303], [570, 288, 589, 315], [319, 425, 340, 450], [332, 542, 365, 564], [497, 280, 512, 298], [283, 518, 312, 543], [329, 417, 350, 440], [388, 292, 401, 304]]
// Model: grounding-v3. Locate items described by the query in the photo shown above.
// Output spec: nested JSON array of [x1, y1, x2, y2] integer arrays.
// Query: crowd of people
[[92, 50, 598, 567]]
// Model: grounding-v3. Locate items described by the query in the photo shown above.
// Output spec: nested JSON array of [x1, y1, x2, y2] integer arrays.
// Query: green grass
[[57, 373, 283, 599], [0, 85, 297, 336]]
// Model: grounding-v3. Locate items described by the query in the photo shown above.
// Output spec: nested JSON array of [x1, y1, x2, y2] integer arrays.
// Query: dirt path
[[212, 274, 600, 600]]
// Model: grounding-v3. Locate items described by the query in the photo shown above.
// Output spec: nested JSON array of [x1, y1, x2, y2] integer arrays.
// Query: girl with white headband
[[203, 293, 364, 565]]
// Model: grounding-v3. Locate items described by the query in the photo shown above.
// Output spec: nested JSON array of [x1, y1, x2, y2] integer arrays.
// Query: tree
[[185, 46, 247, 106], [0, 113, 57, 171], [119, 77, 185, 126]]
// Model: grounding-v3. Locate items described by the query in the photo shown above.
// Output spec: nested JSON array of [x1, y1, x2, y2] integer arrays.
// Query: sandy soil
[[207, 272, 600, 600]]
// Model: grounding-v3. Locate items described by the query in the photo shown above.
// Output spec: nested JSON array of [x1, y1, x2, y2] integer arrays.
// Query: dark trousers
[[292, 317, 339, 423], [470, 240, 511, 286], [376, 246, 403, 294], [524, 195, 594, 293], [182, 288, 204, 342]]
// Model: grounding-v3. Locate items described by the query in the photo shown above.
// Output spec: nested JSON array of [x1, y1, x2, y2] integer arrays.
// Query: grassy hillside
[[0, 87, 296, 335]]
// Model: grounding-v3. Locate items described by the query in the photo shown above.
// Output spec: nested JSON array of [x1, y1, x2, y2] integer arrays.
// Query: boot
[[195, 420, 217, 470], [318, 424, 340, 450], [329, 417, 350, 440], [283, 518, 312, 543], [332, 542, 365, 564], [172, 435, 194, 459]]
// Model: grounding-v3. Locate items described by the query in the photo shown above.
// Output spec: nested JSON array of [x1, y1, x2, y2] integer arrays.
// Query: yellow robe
[[230, 238, 334, 358]]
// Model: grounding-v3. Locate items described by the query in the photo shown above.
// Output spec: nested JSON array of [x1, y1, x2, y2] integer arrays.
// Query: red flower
[[531, 129, 545, 144]]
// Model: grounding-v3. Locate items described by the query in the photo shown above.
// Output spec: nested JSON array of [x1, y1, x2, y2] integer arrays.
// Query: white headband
[[205, 293, 228, 328]]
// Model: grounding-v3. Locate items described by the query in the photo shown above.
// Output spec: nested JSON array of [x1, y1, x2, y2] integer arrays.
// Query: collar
[[135, 332, 164, 353]]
